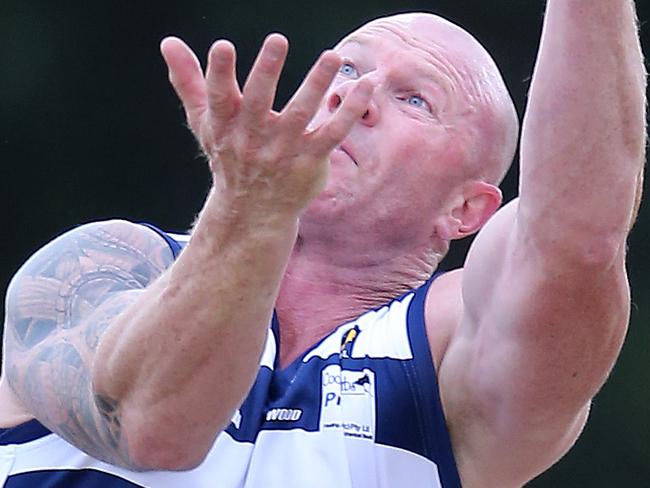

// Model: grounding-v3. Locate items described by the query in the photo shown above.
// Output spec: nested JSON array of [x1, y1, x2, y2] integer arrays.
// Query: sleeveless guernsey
[[0, 226, 462, 487]]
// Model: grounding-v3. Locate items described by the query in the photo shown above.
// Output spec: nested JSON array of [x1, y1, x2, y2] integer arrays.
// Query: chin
[[300, 189, 356, 224]]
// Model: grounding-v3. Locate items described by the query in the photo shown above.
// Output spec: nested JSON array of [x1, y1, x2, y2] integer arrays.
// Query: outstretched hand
[[160, 34, 373, 218]]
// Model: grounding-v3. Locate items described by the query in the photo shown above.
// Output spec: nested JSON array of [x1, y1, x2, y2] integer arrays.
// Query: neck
[[275, 235, 443, 367]]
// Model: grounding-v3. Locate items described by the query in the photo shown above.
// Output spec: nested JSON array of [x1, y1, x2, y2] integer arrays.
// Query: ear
[[436, 181, 502, 240]]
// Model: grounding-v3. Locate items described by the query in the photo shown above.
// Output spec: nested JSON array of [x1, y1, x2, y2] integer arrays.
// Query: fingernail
[[268, 46, 283, 61], [265, 34, 288, 60], [212, 39, 233, 53]]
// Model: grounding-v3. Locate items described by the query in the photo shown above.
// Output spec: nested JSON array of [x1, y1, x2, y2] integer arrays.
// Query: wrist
[[192, 186, 300, 247]]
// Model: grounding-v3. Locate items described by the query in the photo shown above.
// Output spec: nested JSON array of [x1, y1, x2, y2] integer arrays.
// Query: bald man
[[0, 2, 646, 487]]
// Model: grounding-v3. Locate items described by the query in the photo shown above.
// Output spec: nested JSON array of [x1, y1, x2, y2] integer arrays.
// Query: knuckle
[[242, 95, 267, 113], [234, 131, 264, 160], [286, 107, 312, 126], [257, 58, 280, 76], [199, 121, 224, 157], [208, 93, 229, 113], [216, 145, 237, 165]]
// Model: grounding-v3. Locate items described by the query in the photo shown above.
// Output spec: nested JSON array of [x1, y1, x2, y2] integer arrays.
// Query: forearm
[[96, 30, 371, 468], [518, 0, 646, 262], [93, 191, 298, 468]]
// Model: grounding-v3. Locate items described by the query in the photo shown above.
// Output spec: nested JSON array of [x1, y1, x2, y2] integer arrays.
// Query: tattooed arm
[[4, 199, 300, 472], [3, 220, 175, 469], [4, 197, 297, 471], [3, 31, 366, 472]]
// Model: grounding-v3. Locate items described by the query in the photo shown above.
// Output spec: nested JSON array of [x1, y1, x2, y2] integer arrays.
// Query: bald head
[[301, 12, 520, 255], [337, 12, 519, 185]]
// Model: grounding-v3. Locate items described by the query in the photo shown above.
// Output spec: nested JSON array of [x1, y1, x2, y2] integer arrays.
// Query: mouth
[[335, 144, 357, 166]]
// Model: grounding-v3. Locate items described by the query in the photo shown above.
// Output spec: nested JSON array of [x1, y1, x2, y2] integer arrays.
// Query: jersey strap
[[405, 275, 463, 487]]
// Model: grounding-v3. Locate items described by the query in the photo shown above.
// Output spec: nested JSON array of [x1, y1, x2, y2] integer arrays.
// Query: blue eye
[[407, 95, 430, 111], [339, 62, 359, 78]]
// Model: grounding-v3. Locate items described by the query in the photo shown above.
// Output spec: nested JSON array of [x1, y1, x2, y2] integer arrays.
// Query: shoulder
[[3, 218, 178, 356], [4, 219, 178, 346], [423, 269, 464, 370], [30, 219, 178, 259], [2, 218, 179, 376], [7, 219, 177, 291]]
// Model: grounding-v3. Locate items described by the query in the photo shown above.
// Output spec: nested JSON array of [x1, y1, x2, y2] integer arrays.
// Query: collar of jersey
[[0, 419, 51, 445]]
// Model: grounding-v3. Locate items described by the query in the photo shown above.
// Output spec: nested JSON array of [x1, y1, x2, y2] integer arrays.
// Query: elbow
[[127, 432, 214, 471], [522, 228, 626, 273], [123, 410, 232, 471], [570, 234, 625, 269]]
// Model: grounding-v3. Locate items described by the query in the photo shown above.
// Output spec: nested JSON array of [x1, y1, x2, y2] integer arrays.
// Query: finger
[[310, 79, 374, 154], [280, 50, 341, 135], [160, 37, 208, 132], [205, 39, 241, 122], [240, 33, 289, 124]]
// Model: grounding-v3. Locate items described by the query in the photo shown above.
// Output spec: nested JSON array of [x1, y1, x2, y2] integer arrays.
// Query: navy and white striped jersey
[[0, 226, 462, 487]]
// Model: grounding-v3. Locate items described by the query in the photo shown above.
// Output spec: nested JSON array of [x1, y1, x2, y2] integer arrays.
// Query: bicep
[[439, 201, 630, 484], [4, 220, 174, 467], [457, 201, 629, 409]]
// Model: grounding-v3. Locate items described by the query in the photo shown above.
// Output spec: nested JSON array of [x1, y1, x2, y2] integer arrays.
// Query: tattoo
[[4, 220, 175, 466], [13, 316, 57, 349], [95, 394, 122, 450]]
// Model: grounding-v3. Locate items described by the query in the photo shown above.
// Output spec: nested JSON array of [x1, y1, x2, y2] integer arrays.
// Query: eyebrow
[[336, 36, 368, 49]]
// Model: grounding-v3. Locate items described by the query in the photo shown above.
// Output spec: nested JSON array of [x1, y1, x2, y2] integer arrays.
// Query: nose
[[327, 80, 379, 126]]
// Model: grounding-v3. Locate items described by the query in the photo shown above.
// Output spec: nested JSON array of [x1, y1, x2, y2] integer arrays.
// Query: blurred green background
[[0, 1, 648, 486]]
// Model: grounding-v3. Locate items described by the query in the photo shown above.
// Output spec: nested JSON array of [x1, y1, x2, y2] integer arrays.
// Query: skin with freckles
[[0, 4, 646, 488]]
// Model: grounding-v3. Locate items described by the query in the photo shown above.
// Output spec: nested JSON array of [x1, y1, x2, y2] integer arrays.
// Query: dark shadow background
[[1, 1, 648, 486]]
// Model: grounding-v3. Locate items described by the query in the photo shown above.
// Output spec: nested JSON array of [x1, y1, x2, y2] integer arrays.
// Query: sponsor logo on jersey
[[319, 364, 376, 440], [340, 325, 361, 358], [322, 370, 374, 399], [265, 408, 303, 422]]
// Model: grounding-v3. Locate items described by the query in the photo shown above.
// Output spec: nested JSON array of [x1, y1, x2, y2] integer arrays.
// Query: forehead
[[335, 17, 473, 99], [337, 15, 469, 54], [334, 14, 496, 77], [334, 14, 509, 104]]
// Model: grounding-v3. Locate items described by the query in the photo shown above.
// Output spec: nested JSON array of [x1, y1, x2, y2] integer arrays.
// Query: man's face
[[302, 14, 481, 247]]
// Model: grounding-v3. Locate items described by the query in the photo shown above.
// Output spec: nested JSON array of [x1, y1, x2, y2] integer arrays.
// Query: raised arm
[[438, 1, 646, 486], [519, 0, 646, 248], [4, 35, 372, 471]]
